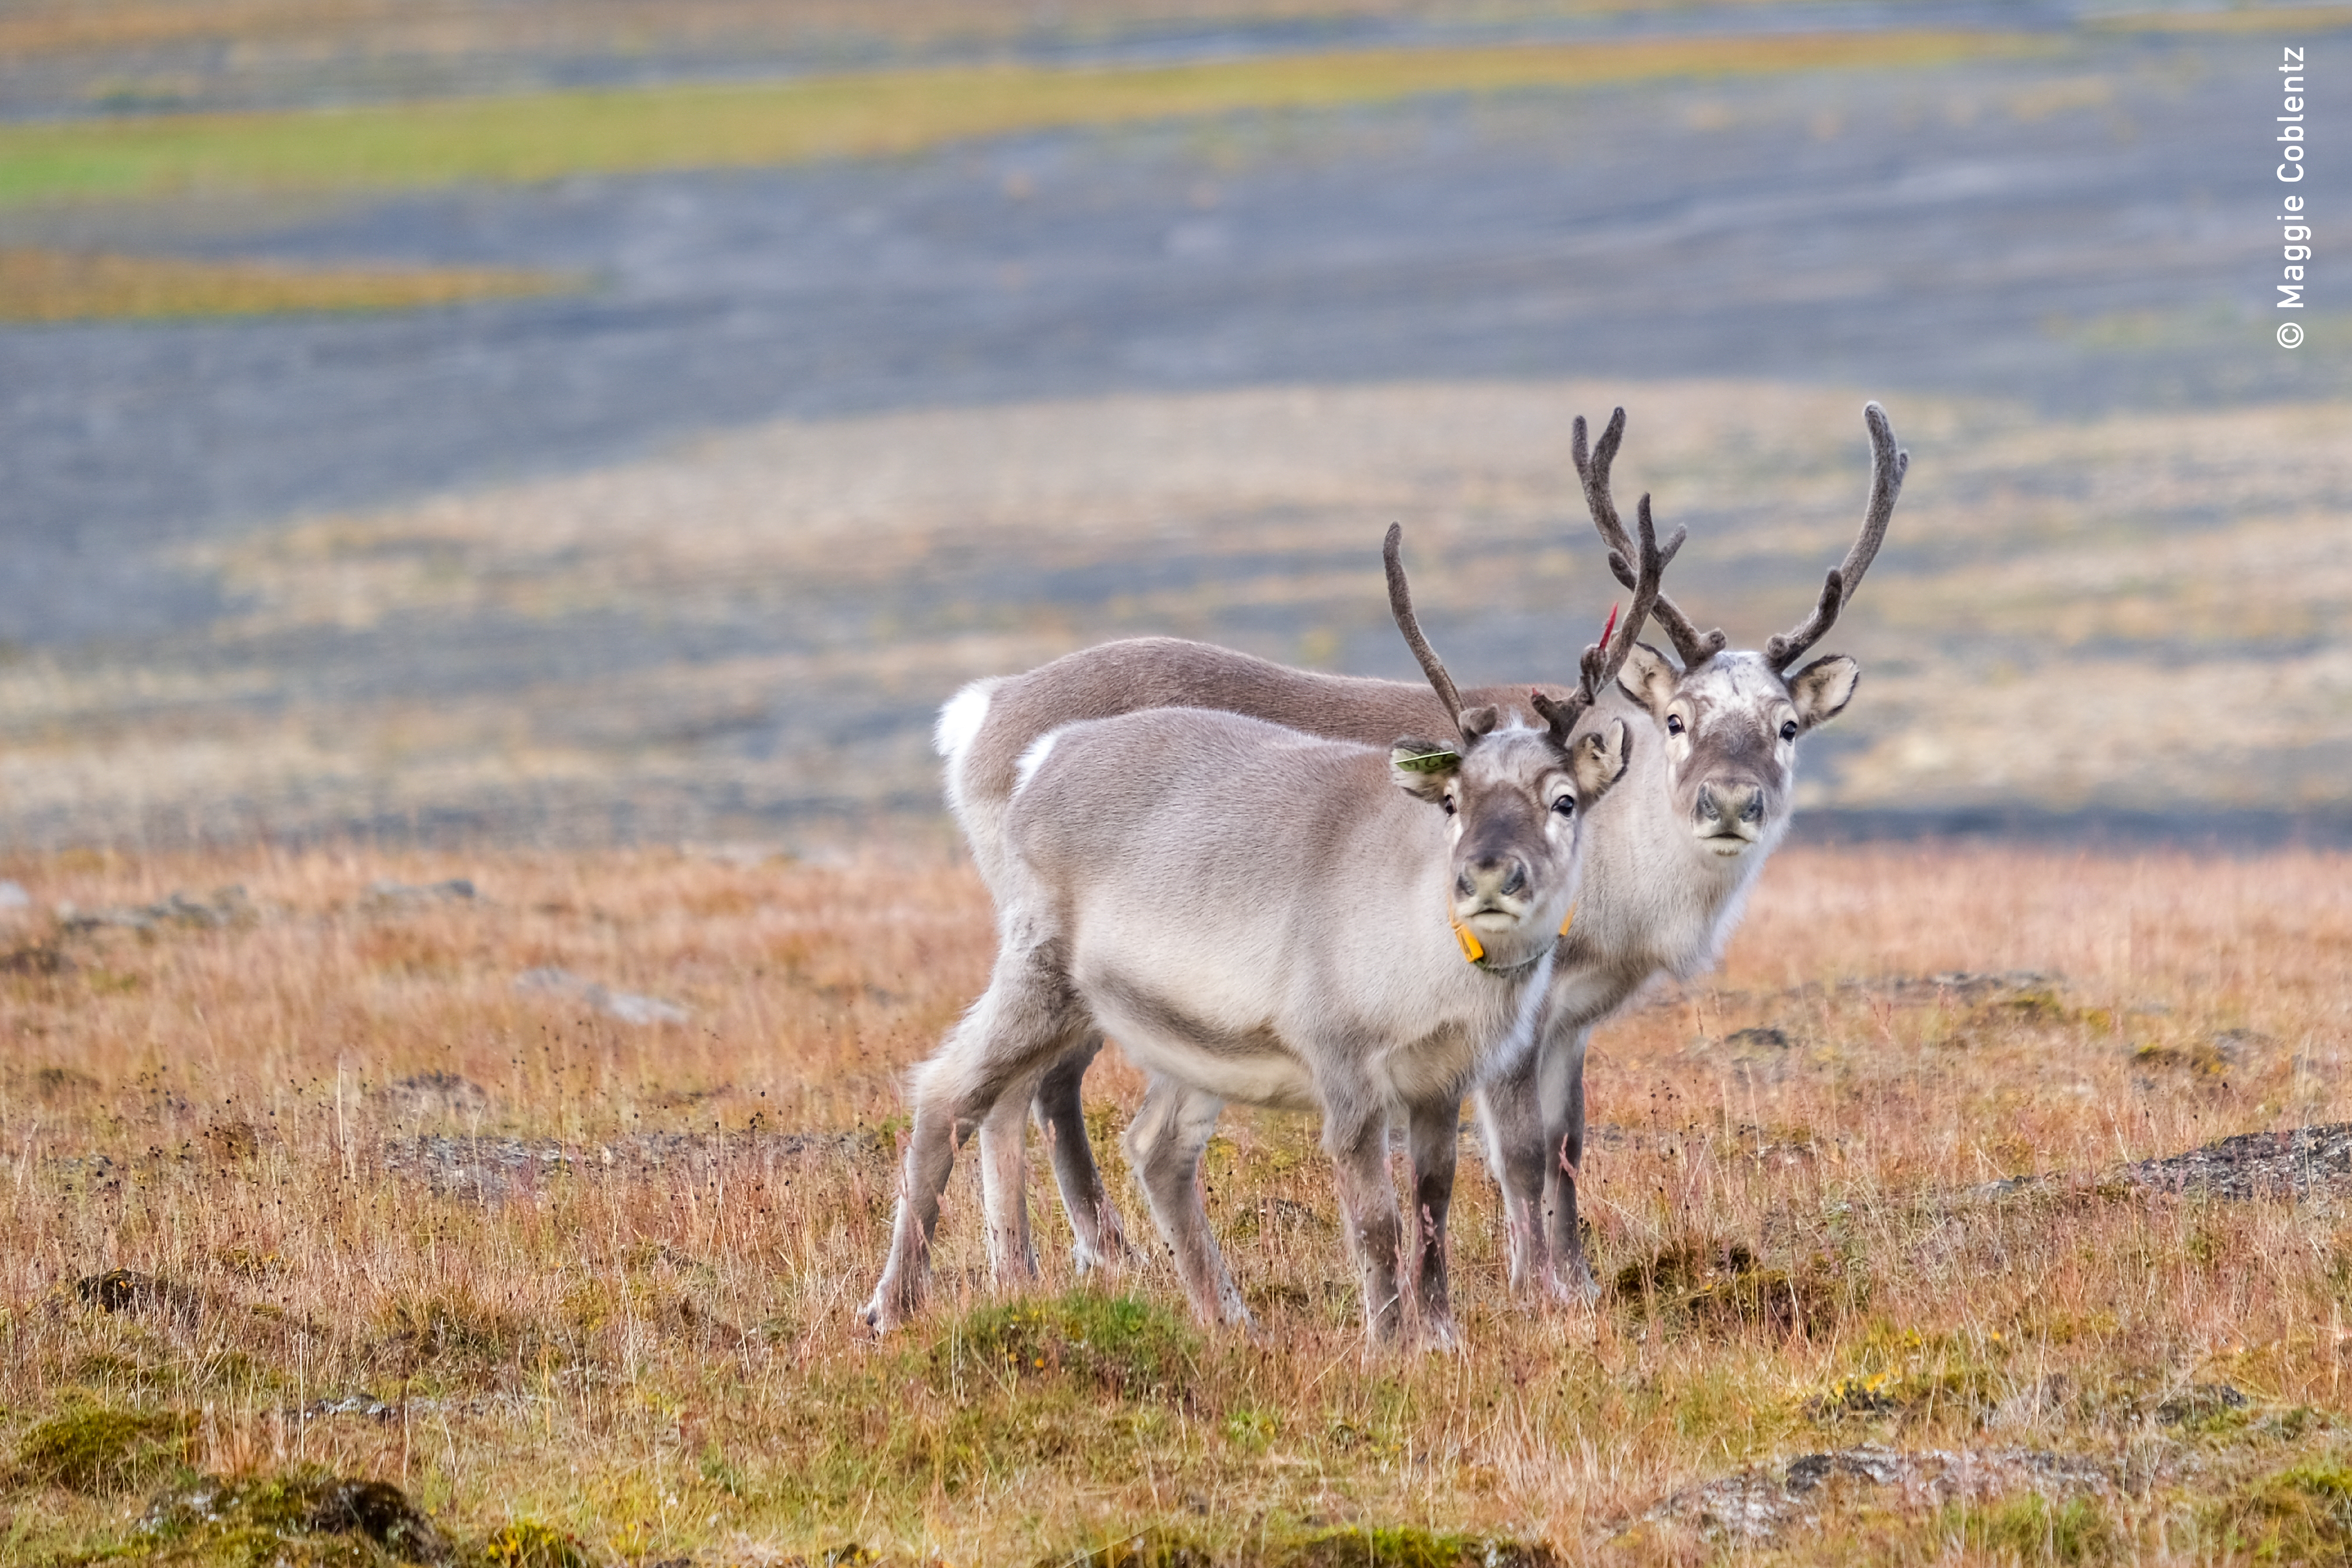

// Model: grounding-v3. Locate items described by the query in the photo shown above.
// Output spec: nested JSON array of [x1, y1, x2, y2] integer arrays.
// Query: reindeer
[[943, 403, 1907, 1299], [862, 508, 1678, 1344]]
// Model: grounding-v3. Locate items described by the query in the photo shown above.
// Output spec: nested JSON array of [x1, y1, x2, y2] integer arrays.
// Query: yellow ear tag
[[1559, 904, 1577, 936], [1452, 920, 1486, 965]]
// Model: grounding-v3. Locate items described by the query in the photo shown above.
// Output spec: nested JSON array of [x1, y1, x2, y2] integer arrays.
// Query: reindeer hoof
[[1415, 1317, 1465, 1354], [1526, 1260, 1600, 1309], [1553, 1261, 1602, 1307], [859, 1285, 913, 1337]]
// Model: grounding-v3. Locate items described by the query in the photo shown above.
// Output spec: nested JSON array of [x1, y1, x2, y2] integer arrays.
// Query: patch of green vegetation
[[0, 33, 2053, 208], [1808, 1326, 2015, 1425], [1052, 1525, 1556, 1568], [788, 1373, 1100, 1502], [2208, 1457, 2352, 1561], [11, 1404, 191, 1494], [933, 1289, 1198, 1398], [1943, 1493, 2115, 1565], [477, 1519, 591, 1568], [0, 248, 579, 323], [753, 1293, 1204, 1509]]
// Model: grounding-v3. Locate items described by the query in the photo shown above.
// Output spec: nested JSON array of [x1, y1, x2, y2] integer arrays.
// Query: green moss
[[2210, 1458, 2352, 1560], [12, 1405, 190, 1493], [136, 1470, 450, 1565], [1048, 1526, 1555, 1567], [933, 1289, 1198, 1398], [1281, 1526, 1555, 1567]]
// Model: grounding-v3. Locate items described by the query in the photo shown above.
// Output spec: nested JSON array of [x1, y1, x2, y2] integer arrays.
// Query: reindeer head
[[1381, 504, 1677, 969], [1573, 403, 1907, 861]]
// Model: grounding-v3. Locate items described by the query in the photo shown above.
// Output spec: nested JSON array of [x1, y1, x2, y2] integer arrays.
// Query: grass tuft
[[2211, 1458, 2352, 1560], [1944, 1493, 2116, 1564], [13, 1405, 193, 1494], [936, 1290, 1200, 1398]]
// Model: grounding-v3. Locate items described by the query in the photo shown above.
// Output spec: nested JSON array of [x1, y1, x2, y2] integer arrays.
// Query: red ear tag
[[1599, 601, 1621, 648]]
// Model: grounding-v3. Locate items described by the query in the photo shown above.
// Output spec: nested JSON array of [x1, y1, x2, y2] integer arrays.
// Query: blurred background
[[0, 0, 2345, 851]]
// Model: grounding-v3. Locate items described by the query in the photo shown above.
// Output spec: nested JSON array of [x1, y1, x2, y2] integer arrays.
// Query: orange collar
[[1450, 903, 1575, 971]]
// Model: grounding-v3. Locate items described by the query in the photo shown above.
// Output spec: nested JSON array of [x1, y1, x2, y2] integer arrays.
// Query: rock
[[364, 878, 478, 909], [1625, 1445, 2125, 1546], [2157, 1383, 2248, 1426], [59, 885, 253, 934], [1727, 1026, 1792, 1050], [308, 1477, 453, 1563], [515, 966, 688, 1025], [141, 1472, 451, 1564], [75, 1268, 202, 1316], [2120, 1122, 2352, 1200]]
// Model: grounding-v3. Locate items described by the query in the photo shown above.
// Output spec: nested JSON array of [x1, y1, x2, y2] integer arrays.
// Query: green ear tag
[[1394, 749, 1460, 774]]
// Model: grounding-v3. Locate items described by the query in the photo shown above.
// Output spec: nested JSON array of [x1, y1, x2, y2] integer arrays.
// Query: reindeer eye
[[1551, 796, 1575, 817], [1666, 714, 1686, 737], [1779, 719, 1799, 742], [1440, 795, 1458, 817]]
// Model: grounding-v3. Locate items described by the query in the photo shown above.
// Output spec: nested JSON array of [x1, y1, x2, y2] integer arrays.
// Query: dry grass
[[0, 248, 577, 323], [5, 837, 2352, 1564]]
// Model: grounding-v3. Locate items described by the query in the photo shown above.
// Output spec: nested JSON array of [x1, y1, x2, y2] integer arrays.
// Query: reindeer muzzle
[[1693, 780, 1766, 852]]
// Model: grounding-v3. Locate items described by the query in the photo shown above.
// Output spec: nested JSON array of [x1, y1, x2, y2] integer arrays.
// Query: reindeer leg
[[1032, 1033, 1134, 1273], [1537, 1023, 1600, 1302], [1123, 1076, 1252, 1330], [1326, 1103, 1407, 1348], [977, 1067, 1041, 1284], [1475, 1051, 1553, 1300], [1404, 1097, 1463, 1350], [862, 935, 1086, 1334]]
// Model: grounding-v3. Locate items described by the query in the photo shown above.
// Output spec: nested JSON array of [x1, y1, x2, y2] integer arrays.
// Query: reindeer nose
[[1696, 781, 1764, 830], [1456, 856, 1528, 903]]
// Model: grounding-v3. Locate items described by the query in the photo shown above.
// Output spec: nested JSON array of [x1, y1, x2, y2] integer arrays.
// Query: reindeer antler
[[1572, 408, 1724, 670], [1530, 485, 1684, 741], [1764, 401, 1908, 672], [1384, 523, 1467, 737]]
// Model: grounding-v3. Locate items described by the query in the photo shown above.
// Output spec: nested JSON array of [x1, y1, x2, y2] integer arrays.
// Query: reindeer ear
[[1567, 718, 1630, 805], [1616, 643, 1678, 718], [1457, 705, 1500, 744], [1390, 738, 1459, 802], [1788, 655, 1859, 731]]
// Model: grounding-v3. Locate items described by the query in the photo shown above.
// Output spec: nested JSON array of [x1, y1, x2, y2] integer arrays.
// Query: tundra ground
[[5, 838, 2352, 1565]]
